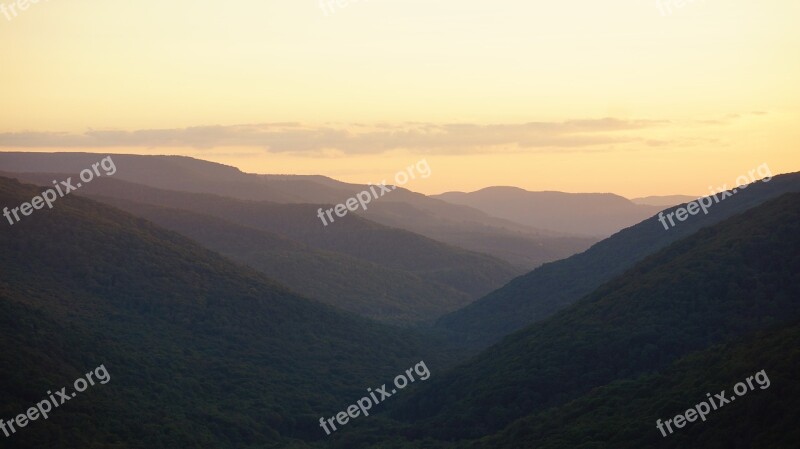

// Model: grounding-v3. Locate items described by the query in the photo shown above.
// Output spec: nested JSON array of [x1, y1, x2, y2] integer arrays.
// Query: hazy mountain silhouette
[[90, 197, 478, 324], [437, 172, 800, 347], [0, 152, 596, 269], [435, 186, 665, 236], [631, 194, 697, 207], [386, 193, 800, 446], [4, 172, 522, 321], [2, 168, 797, 448]]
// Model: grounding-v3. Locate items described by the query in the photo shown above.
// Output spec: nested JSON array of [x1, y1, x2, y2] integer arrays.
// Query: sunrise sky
[[1, 0, 798, 197]]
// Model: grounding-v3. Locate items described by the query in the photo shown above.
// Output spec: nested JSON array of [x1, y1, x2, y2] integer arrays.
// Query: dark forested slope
[[438, 172, 800, 346], [0, 176, 453, 448], [395, 193, 800, 442]]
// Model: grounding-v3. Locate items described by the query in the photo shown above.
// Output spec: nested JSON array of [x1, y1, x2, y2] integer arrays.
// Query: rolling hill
[[4, 172, 523, 321], [631, 194, 697, 207], [390, 193, 800, 444], [437, 172, 800, 346], [0, 175, 459, 448], [88, 196, 475, 323], [0, 152, 596, 269], [467, 318, 800, 449], [434, 186, 665, 236]]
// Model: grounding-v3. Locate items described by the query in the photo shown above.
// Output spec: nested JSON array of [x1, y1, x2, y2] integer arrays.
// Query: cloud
[[0, 118, 669, 155]]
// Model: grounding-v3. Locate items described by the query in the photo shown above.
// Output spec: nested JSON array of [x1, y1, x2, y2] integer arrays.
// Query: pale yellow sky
[[0, 0, 798, 196]]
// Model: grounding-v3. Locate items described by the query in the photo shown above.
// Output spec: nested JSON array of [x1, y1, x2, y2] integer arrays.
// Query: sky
[[0, 0, 798, 197]]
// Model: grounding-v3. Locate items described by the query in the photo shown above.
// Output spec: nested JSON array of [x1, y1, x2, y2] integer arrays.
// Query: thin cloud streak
[[0, 119, 671, 155]]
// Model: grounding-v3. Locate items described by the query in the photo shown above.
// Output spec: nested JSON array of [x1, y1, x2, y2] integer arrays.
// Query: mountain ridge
[[0, 152, 597, 269], [436, 171, 800, 347]]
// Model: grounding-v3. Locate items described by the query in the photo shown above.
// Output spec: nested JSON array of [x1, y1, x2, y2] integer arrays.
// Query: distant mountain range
[[4, 172, 519, 325], [0, 152, 596, 269], [631, 194, 697, 207], [1, 152, 796, 449], [437, 172, 800, 347], [434, 187, 666, 236]]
